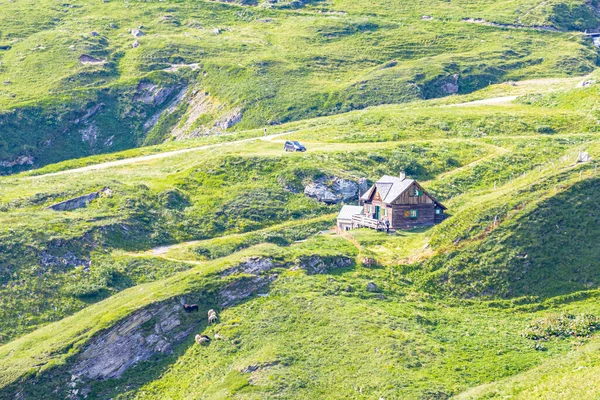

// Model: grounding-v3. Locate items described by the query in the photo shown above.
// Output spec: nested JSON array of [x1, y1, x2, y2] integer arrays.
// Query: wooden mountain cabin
[[337, 174, 446, 232]]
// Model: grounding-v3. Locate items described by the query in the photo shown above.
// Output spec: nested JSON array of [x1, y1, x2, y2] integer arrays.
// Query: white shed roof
[[337, 205, 364, 220]]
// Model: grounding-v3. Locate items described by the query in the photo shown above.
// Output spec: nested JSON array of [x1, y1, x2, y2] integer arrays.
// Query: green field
[[1, 0, 599, 172], [1, 0, 600, 399]]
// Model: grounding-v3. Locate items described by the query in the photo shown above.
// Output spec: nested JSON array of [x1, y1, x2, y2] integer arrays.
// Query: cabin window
[[384, 208, 388, 217], [409, 209, 418, 218], [435, 208, 442, 215], [414, 189, 423, 197]]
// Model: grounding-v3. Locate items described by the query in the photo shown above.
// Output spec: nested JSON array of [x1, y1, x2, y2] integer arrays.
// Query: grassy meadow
[[0, 0, 600, 398]]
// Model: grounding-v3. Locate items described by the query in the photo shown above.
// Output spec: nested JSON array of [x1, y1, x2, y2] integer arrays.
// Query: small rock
[[366, 282, 381, 293], [131, 29, 144, 37], [212, 28, 221, 34], [90, 31, 99, 37], [132, 40, 140, 48], [78, 54, 104, 64]]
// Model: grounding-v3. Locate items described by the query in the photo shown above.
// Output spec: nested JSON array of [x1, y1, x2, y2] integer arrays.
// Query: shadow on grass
[[418, 177, 600, 300]]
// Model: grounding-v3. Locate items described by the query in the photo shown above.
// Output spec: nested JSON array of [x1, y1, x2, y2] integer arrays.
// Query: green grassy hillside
[[1, 0, 599, 172], [1, 1, 600, 398], [0, 75, 599, 398]]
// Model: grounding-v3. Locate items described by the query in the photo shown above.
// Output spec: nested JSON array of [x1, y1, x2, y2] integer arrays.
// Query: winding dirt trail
[[29, 132, 295, 179], [448, 96, 518, 107]]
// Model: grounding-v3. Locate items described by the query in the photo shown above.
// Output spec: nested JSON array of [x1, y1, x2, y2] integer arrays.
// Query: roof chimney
[[399, 171, 406, 180]]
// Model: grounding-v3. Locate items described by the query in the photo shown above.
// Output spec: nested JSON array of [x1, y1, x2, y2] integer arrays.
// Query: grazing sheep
[[208, 309, 218, 324], [195, 334, 211, 345], [362, 257, 376, 267], [183, 304, 199, 313]]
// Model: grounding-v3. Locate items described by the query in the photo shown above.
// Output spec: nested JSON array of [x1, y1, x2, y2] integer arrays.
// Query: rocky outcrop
[[170, 89, 243, 139], [47, 188, 111, 211], [304, 183, 338, 203], [358, 177, 369, 197], [440, 74, 459, 95], [71, 303, 192, 380], [221, 257, 279, 277], [218, 275, 277, 307], [294, 256, 354, 275], [0, 155, 35, 168], [78, 54, 104, 65], [135, 82, 176, 106], [303, 177, 360, 204], [39, 251, 91, 271], [214, 108, 243, 130], [143, 86, 188, 131], [218, 257, 281, 306], [80, 123, 100, 146]]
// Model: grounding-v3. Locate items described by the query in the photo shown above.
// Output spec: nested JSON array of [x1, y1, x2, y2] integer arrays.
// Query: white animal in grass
[[195, 334, 210, 345], [208, 309, 218, 324]]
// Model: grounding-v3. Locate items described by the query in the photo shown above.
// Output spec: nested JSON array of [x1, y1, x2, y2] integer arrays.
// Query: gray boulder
[[332, 178, 358, 202], [304, 183, 339, 204], [303, 176, 360, 204]]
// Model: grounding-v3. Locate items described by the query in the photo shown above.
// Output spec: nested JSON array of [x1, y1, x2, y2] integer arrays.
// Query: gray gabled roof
[[360, 175, 446, 209], [360, 175, 414, 203], [337, 205, 364, 220]]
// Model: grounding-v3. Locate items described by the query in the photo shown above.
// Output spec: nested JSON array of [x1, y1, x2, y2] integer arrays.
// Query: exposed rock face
[[39, 251, 90, 271], [80, 124, 100, 146], [440, 74, 459, 95], [71, 303, 191, 380], [303, 177, 360, 204], [170, 89, 244, 139], [294, 256, 354, 275], [222, 257, 278, 277], [73, 104, 104, 124], [135, 82, 176, 106], [358, 178, 369, 197], [47, 188, 111, 211], [214, 108, 243, 130], [219, 275, 277, 307], [143, 86, 188, 131], [304, 183, 338, 204], [332, 178, 359, 201], [78, 54, 104, 65], [0, 155, 35, 168]]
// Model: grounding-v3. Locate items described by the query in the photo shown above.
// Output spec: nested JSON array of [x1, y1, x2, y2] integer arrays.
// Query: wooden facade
[[360, 175, 446, 231]]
